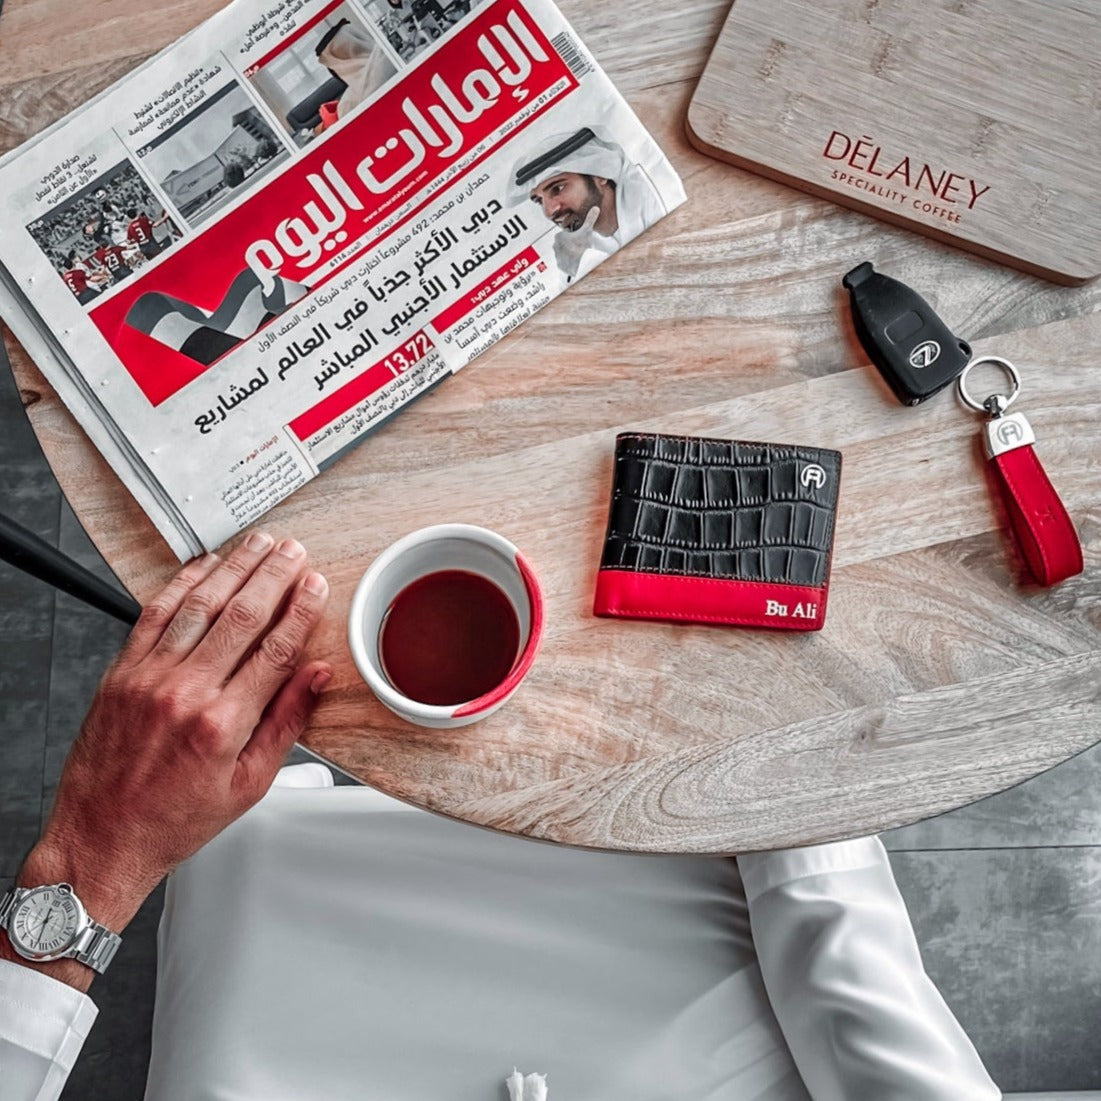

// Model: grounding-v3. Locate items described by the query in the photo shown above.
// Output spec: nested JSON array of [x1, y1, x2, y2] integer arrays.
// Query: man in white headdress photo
[[507, 127, 667, 282], [313, 19, 396, 131]]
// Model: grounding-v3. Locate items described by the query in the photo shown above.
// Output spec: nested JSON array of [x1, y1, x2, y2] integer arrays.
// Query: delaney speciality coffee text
[[821, 130, 991, 224]]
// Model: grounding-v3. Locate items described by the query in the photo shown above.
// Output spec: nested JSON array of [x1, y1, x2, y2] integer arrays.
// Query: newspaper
[[0, 0, 685, 559]]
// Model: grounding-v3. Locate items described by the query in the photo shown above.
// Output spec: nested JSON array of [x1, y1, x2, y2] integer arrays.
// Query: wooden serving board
[[687, 0, 1101, 285]]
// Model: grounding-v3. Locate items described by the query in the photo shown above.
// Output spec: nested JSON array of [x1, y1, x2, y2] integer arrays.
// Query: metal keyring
[[957, 355, 1022, 415]]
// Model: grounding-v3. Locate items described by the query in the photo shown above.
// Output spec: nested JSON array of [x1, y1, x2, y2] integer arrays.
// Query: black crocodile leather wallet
[[593, 432, 842, 631]]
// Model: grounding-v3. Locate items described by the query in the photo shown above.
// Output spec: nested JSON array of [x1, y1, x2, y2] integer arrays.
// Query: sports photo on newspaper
[[0, 0, 685, 558]]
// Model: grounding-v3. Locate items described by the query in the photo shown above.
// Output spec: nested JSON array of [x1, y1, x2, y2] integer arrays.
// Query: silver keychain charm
[[956, 355, 1035, 459]]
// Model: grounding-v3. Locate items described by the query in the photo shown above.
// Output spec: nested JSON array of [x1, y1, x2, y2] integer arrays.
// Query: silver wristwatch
[[0, 883, 121, 974]]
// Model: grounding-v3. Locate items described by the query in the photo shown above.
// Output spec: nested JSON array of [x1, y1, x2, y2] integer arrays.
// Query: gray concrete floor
[[1, 347, 1099, 1097]]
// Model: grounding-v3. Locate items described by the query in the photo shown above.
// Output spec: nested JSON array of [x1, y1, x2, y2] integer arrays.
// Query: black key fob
[[843, 262, 972, 405]]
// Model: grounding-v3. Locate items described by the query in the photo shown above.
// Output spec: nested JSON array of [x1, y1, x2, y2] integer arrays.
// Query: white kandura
[[0, 766, 998, 1100], [505, 1069, 548, 1100]]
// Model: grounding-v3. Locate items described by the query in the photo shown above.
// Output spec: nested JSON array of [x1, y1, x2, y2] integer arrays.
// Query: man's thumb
[[582, 205, 599, 232]]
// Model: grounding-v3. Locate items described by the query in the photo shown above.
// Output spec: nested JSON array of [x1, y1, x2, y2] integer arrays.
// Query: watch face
[[10, 886, 83, 961]]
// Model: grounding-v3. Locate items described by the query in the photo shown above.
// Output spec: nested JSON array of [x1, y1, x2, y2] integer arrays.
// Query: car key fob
[[843, 261, 972, 405]]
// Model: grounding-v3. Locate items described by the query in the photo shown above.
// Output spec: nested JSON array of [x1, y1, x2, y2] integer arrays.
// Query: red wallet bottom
[[593, 569, 828, 631]]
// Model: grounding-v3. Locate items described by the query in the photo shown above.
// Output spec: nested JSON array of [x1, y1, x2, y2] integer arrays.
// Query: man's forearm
[[739, 838, 1000, 1100]]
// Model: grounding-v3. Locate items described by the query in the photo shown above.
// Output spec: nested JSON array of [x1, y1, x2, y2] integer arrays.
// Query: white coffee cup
[[348, 524, 544, 728]]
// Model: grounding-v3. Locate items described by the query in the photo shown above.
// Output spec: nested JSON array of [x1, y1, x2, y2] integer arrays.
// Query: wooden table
[[2, 0, 1098, 854]]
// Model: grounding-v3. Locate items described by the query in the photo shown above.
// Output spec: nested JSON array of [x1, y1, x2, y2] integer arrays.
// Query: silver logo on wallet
[[800, 464, 827, 489]]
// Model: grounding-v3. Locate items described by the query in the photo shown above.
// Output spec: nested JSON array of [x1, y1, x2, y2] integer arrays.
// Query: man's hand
[[552, 205, 599, 281], [4, 533, 331, 989]]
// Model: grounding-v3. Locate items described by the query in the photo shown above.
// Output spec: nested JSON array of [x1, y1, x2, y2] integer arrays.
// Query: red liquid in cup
[[379, 570, 521, 706]]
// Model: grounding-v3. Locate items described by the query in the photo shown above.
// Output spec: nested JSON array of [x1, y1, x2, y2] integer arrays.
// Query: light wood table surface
[[2, 0, 1098, 853]]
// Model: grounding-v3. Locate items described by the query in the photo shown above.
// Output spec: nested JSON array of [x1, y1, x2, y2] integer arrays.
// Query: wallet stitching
[[597, 567, 830, 590], [603, 565, 832, 580], [601, 556, 838, 583], [596, 606, 823, 626], [616, 434, 839, 459]]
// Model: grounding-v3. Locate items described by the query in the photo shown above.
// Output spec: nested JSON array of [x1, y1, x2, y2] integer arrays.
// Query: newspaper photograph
[[0, 0, 685, 559]]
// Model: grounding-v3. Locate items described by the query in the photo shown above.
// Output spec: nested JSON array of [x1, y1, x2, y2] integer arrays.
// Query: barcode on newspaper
[[551, 31, 593, 78]]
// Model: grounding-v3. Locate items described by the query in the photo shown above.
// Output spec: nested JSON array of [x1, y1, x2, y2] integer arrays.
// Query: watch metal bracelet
[[73, 921, 122, 973], [0, 888, 16, 928]]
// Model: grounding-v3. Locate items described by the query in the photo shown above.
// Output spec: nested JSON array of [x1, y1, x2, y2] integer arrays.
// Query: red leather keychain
[[957, 356, 1083, 586]]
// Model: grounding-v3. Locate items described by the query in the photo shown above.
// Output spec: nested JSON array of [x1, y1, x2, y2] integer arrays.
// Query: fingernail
[[246, 532, 274, 552], [310, 669, 332, 694], [201, 553, 219, 568], [276, 538, 305, 559], [304, 572, 328, 596]]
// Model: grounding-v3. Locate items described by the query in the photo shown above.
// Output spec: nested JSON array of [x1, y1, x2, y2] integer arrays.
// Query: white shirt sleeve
[[738, 836, 1001, 1101], [0, 959, 98, 1101]]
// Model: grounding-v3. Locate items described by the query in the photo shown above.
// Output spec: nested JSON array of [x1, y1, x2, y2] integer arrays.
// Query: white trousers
[[138, 763, 999, 1100]]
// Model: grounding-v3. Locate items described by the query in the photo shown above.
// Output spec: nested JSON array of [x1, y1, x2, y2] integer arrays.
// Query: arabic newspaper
[[0, 0, 685, 559]]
